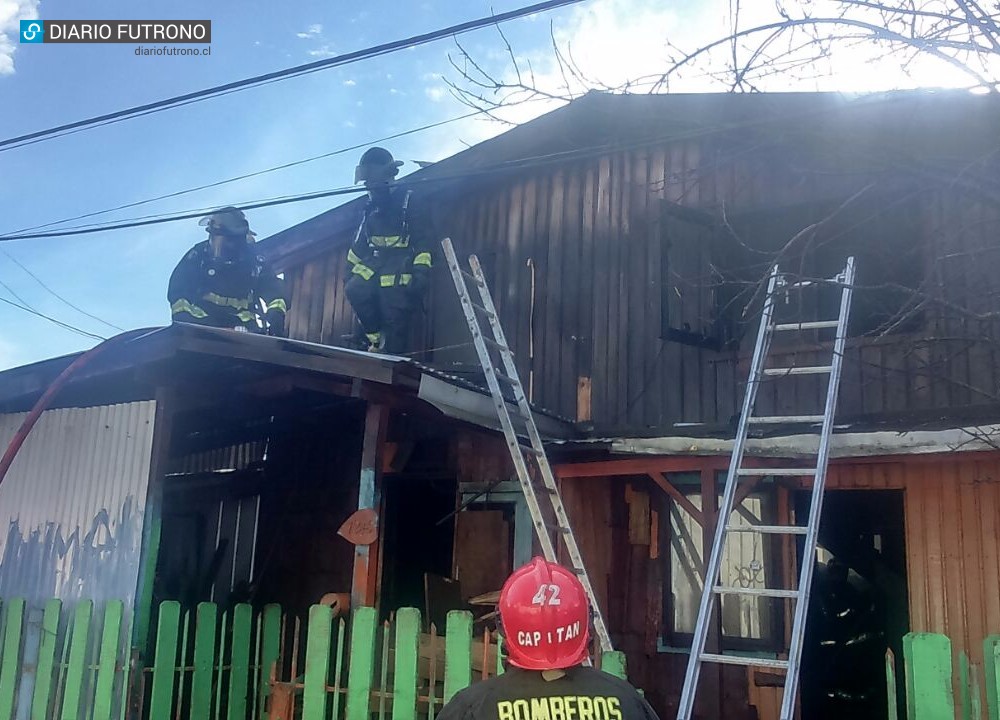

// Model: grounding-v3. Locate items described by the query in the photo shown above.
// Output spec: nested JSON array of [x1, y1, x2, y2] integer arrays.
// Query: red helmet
[[498, 557, 590, 670]]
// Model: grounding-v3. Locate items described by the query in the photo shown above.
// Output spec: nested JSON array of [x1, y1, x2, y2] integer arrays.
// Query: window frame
[[660, 472, 786, 654]]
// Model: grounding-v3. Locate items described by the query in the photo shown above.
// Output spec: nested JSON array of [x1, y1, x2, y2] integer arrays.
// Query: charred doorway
[[796, 489, 908, 720], [379, 473, 457, 624]]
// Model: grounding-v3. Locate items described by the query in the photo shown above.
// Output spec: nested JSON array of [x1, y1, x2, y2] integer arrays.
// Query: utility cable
[[0, 295, 107, 341], [3, 109, 488, 236], [0, 249, 125, 331], [0, 89, 931, 242], [0, 0, 589, 152]]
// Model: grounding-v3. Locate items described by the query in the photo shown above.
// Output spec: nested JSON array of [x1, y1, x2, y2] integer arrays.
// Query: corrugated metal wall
[[0, 401, 156, 608]]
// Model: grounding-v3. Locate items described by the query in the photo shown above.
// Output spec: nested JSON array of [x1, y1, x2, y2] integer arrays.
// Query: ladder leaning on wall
[[440, 237, 614, 659], [675, 257, 857, 720]]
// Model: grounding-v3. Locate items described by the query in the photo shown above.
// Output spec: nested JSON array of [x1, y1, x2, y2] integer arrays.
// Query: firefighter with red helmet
[[437, 557, 660, 720]]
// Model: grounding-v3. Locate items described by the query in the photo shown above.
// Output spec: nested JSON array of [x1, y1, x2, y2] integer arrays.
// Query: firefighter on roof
[[168, 207, 288, 335], [346, 146, 435, 353], [436, 558, 660, 720]]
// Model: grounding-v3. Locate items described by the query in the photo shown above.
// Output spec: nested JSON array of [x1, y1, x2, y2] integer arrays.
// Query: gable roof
[[257, 88, 1000, 270]]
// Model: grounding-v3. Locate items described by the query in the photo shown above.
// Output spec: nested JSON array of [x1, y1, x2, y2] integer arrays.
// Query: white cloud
[[389, 87, 401, 95], [343, 120, 356, 128], [297, 23, 323, 39], [425, 86, 446, 102], [0, 0, 41, 75], [308, 45, 336, 59], [343, 79, 356, 86]]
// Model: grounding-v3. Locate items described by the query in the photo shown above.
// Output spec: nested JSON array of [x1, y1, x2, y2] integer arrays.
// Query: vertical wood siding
[[281, 136, 1000, 434]]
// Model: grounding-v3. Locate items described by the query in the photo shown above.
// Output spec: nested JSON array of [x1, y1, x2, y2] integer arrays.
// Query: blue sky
[[0, 0, 977, 370]]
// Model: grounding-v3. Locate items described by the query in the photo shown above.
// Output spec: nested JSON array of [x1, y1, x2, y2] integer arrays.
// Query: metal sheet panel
[[0, 401, 156, 608]]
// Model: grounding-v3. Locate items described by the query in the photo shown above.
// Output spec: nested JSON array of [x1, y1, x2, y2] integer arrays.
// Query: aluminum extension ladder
[[676, 257, 856, 720], [441, 237, 614, 657]]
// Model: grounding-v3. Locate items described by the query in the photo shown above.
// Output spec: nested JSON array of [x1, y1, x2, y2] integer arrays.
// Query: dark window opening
[[659, 202, 726, 351], [711, 190, 928, 346]]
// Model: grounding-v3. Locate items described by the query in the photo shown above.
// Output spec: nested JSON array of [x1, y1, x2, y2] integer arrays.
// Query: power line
[[0, 294, 107, 341], [1, 90, 921, 242], [3, 110, 487, 236], [0, 0, 589, 152], [0, 249, 125, 331]]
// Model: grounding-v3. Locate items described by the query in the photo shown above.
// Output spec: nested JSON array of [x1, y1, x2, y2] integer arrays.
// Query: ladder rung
[[471, 302, 495, 320], [518, 444, 543, 456], [714, 586, 799, 599], [773, 321, 839, 331], [726, 524, 808, 535], [747, 415, 824, 424], [493, 369, 521, 386], [762, 366, 832, 376], [737, 468, 817, 476], [483, 337, 511, 354], [460, 269, 484, 287], [700, 653, 789, 671]]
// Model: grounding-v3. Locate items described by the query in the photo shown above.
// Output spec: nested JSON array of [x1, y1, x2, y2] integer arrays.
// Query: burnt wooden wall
[[281, 134, 1000, 434]]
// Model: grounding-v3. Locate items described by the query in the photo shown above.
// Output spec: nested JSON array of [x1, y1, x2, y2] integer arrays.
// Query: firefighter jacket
[[435, 666, 660, 720], [346, 186, 434, 291], [168, 240, 288, 332]]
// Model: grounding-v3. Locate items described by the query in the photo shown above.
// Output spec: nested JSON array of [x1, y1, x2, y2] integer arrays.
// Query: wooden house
[[257, 89, 1000, 719]]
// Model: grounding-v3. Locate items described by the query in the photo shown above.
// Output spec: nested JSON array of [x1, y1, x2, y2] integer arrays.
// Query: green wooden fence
[[0, 599, 629, 720], [887, 632, 1000, 720]]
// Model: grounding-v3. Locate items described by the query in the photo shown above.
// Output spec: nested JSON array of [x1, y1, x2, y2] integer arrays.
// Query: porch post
[[351, 403, 388, 611]]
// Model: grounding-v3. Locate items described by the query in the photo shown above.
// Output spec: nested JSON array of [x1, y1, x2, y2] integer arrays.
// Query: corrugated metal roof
[[0, 401, 156, 608]]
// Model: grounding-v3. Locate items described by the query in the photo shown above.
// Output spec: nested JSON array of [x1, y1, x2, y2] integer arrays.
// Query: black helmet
[[355, 146, 403, 185], [199, 206, 253, 239]]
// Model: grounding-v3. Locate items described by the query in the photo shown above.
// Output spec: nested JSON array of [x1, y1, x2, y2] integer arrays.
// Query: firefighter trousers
[[345, 275, 420, 354]]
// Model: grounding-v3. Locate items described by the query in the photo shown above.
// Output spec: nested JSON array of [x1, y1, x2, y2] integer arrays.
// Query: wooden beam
[[555, 456, 728, 479], [351, 403, 389, 611], [734, 474, 763, 508], [647, 473, 703, 525]]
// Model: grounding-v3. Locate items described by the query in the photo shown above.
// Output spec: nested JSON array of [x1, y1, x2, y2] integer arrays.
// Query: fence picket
[[302, 604, 333, 720], [444, 612, 472, 702], [346, 607, 377, 720], [986, 637, 1000, 720], [93, 601, 124, 720], [332, 618, 347, 720], [191, 603, 218, 720], [886, 649, 898, 720], [228, 604, 253, 720], [60, 600, 94, 720], [258, 604, 282, 720], [904, 632, 955, 720], [30, 599, 61, 720], [149, 601, 181, 720], [0, 598, 25, 719], [392, 609, 420, 720], [601, 651, 628, 680]]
